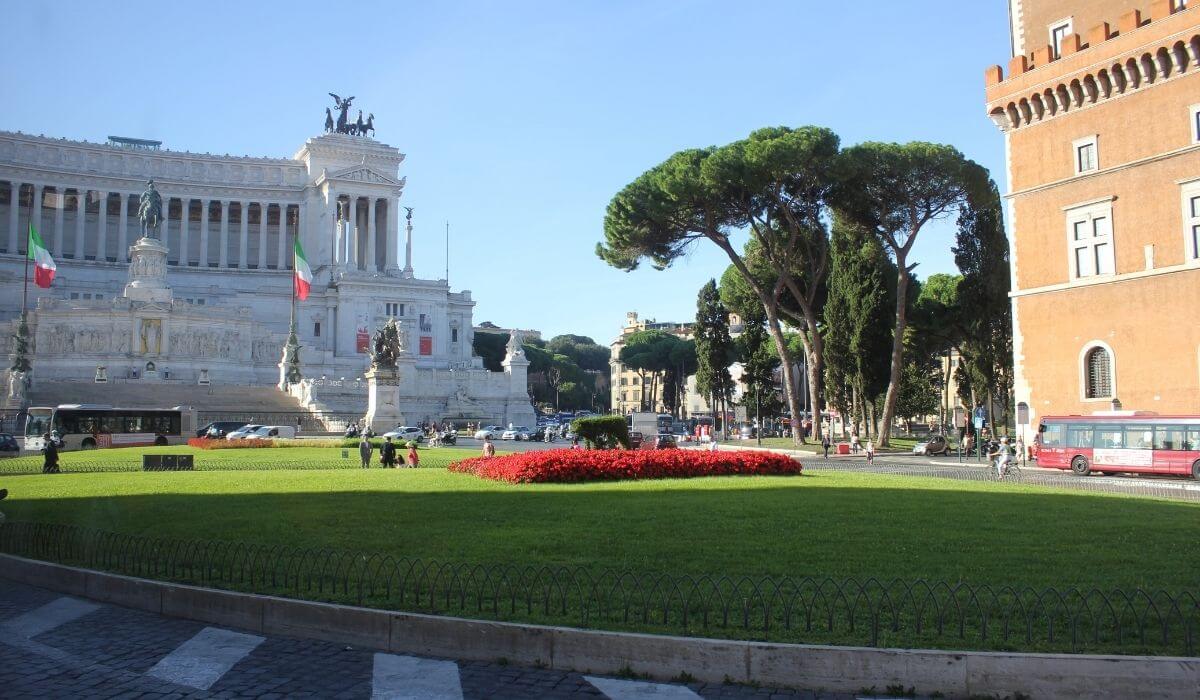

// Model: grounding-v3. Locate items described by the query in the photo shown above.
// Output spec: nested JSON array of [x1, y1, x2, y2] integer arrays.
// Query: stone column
[[74, 189, 86, 260], [117, 193, 129, 261], [52, 188, 64, 258], [199, 199, 210, 267], [178, 198, 190, 266], [6, 182, 18, 254], [385, 197, 399, 271], [218, 200, 229, 267], [327, 191, 340, 267], [366, 197, 377, 272], [257, 202, 268, 268], [349, 196, 360, 270], [30, 185, 44, 255], [276, 204, 288, 270], [403, 205, 414, 277], [95, 191, 108, 262], [238, 200, 249, 269]]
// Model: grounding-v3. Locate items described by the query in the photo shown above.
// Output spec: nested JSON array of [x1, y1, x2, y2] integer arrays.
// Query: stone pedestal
[[124, 237, 172, 303], [364, 366, 403, 433]]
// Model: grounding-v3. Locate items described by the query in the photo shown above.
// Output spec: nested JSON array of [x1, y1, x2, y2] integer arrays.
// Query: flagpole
[[290, 209, 297, 333], [21, 224, 30, 322]]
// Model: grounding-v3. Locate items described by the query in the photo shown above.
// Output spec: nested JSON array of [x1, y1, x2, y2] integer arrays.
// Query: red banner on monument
[[356, 328, 370, 353], [419, 336, 432, 356]]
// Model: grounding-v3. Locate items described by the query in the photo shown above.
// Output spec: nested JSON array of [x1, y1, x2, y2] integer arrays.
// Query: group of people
[[357, 435, 419, 468], [820, 430, 874, 463]]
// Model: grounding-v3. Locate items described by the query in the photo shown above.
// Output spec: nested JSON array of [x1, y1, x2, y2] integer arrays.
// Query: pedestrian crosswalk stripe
[[372, 652, 464, 700], [585, 675, 703, 698], [2, 596, 100, 639], [147, 626, 264, 690]]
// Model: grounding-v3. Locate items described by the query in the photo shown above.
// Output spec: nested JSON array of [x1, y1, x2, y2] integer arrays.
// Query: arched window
[[1085, 347, 1113, 399]]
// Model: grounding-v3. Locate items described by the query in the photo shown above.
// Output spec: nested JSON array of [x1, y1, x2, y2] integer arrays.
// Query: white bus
[[25, 404, 197, 452]]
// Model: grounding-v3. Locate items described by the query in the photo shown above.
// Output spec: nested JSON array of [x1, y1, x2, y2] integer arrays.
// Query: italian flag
[[28, 224, 56, 288], [293, 238, 312, 300]]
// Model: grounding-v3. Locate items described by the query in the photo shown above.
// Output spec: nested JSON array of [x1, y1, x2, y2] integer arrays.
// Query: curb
[[1, 553, 1196, 699]]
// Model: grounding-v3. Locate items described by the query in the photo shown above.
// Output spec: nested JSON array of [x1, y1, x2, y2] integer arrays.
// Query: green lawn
[[2, 447, 1197, 653], [0, 444, 480, 474], [720, 436, 920, 453], [3, 460, 1196, 590]]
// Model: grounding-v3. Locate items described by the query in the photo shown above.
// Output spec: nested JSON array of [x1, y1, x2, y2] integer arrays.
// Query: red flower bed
[[187, 438, 275, 450], [448, 448, 802, 483]]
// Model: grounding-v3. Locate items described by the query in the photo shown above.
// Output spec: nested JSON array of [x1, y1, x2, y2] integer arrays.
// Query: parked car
[[738, 424, 758, 440], [474, 425, 504, 440], [384, 426, 425, 442], [653, 434, 678, 449], [0, 433, 20, 456], [629, 431, 644, 449], [242, 425, 296, 440], [226, 424, 263, 440], [501, 426, 532, 441], [198, 421, 250, 439], [912, 434, 950, 456]]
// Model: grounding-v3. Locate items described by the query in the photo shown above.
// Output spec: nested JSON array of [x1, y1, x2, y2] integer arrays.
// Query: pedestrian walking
[[865, 440, 875, 465], [821, 433, 831, 460], [358, 436, 373, 468], [380, 436, 396, 468], [407, 442, 420, 468], [850, 433, 860, 454], [481, 435, 495, 458], [42, 433, 60, 474]]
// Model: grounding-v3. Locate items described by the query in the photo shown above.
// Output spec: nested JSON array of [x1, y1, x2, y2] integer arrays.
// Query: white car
[[242, 425, 296, 440], [474, 425, 504, 440], [501, 426, 532, 441], [384, 426, 425, 442], [226, 424, 263, 440]]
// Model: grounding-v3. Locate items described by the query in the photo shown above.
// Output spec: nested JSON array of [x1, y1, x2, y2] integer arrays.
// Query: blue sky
[[2, 1, 1010, 346]]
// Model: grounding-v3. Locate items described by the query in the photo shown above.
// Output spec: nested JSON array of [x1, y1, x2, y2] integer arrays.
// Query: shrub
[[449, 448, 801, 483], [571, 415, 630, 449]]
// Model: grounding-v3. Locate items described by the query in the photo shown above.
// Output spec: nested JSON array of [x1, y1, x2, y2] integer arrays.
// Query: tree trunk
[[866, 399, 877, 442], [876, 252, 910, 447], [762, 306, 804, 445]]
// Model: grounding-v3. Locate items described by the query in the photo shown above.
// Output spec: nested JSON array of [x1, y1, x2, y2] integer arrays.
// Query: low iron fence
[[0, 521, 1194, 655]]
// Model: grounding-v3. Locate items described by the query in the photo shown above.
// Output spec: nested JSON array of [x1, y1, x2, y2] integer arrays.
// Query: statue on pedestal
[[138, 179, 163, 239], [370, 317, 406, 370]]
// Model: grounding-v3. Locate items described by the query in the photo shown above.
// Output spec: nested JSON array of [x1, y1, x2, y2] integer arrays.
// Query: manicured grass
[[3, 464, 1197, 591], [718, 436, 919, 453], [4, 451, 1197, 653], [0, 444, 481, 473]]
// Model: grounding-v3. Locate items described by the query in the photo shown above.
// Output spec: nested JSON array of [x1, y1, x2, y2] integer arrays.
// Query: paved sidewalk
[[0, 579, 876, 700]]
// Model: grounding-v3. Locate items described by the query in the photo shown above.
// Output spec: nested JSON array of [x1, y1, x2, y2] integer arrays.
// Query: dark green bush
[[571, 415, 630, 449]]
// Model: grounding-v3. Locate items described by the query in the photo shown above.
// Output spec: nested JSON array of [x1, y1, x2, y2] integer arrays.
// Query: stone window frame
[[1064, 198, 1116, 281], [1190, 104, 1200, 145], [1072, 135, 1098, 175], [1079, 341, 1117, 403], [1183, 178, 1200, 265], [1049, 17, 1073, 59]]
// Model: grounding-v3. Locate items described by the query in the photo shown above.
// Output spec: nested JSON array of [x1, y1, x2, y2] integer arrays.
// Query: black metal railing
[[0, 521, 1193, 655]]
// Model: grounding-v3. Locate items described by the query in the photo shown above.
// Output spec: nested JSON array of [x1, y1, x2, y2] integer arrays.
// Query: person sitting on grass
[[481, 435, 495, 458], [407, 442, 420, 468]]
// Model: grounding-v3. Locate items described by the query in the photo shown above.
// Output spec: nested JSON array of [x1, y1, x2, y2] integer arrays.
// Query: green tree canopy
[[837, 141, 990, 445], [546, 334, 610, 372], [599, 126, 846, 441]]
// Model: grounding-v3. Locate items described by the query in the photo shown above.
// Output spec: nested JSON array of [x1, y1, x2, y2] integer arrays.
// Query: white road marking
[[372, 652, 464, 700], [585, 675, 702, 699], [2, 596, 100, 638], [146, 626, 264, 690]]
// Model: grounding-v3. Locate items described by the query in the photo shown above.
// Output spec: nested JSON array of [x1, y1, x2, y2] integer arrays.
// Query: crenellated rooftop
[[983, 2, 1198, 131]]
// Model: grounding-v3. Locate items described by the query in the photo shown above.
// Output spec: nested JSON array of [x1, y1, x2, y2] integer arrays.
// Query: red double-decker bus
[[1034, 414, 1200, 479]]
